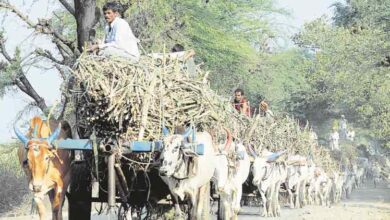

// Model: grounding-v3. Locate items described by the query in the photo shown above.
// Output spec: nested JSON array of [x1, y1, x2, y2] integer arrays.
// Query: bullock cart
[[58, 54, 248, 220], [54, 128, 205, 219]]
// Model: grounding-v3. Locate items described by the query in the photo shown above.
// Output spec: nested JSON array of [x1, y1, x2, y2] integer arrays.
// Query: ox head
[[159, 127, 193, 177], [14, 124, 61, 192], [252, 157, 268, 186], [286, 165, 300, 187], [214, 154, 229, 192]]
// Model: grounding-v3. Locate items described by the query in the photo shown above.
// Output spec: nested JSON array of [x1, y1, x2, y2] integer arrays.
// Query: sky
[[0, 0, 337, 143]]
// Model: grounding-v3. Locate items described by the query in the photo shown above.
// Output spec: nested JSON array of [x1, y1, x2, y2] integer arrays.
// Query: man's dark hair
[[103, 2, 123, 13], [171, 44, 185, 53], [234, 88, 244, 95]]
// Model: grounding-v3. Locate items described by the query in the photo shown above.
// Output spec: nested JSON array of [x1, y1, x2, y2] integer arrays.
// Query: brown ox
[[15, 116, 72, 220]]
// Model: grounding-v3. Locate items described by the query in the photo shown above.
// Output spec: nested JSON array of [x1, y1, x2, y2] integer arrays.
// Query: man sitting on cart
[[232, 88, 251, 117], [88, 2, 140, 62]]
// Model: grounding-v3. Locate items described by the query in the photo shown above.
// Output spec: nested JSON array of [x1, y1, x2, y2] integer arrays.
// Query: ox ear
[[47, 123, 61, 144], [182, 148, 198, 157], [14, 126, 29, 145], [162, 127, 170, 136]]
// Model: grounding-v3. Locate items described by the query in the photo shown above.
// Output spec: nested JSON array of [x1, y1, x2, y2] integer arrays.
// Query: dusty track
[[1, 181, 389, 220], [235, 181, 390, 220]]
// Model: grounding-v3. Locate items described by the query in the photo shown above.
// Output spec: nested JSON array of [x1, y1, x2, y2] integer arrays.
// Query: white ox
[[331, 171, 344, 203], [307, 167, 332, 206], [159, 129, 216, 220], [214, 140, 251, 220], [285, 155, 308, 209], [342, 168, 356, 199], [252, 150, 287, 217], [304, 160, 317, 205]]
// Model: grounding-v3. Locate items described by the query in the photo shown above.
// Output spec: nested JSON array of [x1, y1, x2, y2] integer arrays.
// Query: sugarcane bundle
[[70, 54, 248, 141]]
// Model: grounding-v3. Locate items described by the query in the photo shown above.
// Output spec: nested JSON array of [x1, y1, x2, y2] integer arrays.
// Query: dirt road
[[236, 182, 390, 220], [1, 182, 389, 220]]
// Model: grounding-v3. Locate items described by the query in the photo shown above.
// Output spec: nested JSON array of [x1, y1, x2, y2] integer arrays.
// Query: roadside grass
[[0, 142, 31, 216]]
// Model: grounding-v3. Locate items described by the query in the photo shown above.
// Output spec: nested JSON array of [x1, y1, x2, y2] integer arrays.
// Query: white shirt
[[330, 131, 339, 140], [150, 51, 188, 61], [99, 17, 140, 59], [340, 119, 347, 130], [265, 109, 274, 118]]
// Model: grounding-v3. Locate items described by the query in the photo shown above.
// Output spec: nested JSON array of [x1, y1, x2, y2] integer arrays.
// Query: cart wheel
[[68, 160, 92, 220]]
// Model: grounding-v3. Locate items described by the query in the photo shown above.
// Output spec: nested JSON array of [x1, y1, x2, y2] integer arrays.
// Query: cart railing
[[54, 139, 205, 155]]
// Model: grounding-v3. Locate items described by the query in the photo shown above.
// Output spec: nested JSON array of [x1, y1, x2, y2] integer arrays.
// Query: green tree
[[0, 0, 287, 112], [292, 0, 390, 146]]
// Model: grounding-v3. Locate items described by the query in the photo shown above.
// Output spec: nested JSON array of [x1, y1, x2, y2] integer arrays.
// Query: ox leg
[[233, 185, 242, 218], [308, 185, 315, 205], [274, 182, 282, 217], [34, 194, 47, 220], [218, 192, 226, 220], [287, 189, 294, 209], [48, 189, 62, 220], [319, 190, 325, 206], [197, 183, 210, 220], [259, 191, 267, 217], [172, 194, 183, 218], [294, 183, 300, 208], [266, 187, 274, 217], [300, 181, 307, 207], [189, 189, 198, 220]]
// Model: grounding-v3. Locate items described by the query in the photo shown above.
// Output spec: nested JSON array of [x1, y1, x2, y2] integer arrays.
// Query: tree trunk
[[15, 70, 48, 112], [74, 0, 98, 52]]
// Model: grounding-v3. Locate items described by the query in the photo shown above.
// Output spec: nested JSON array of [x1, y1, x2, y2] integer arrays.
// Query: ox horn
[[47, 123, 61, 144], [247, 145, 258, 157], [267, 149, 287, 162], [182, 126, 193, 138], [162, 127, 170, 136], [14, 126, 29, 145], [223, 128, 232, 151]]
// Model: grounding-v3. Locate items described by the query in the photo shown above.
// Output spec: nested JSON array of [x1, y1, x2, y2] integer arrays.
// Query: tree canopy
[[292, 0, 390, 146], [0, 0, 389, 148]]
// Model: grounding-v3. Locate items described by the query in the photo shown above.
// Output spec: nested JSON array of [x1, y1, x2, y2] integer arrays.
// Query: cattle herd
[[14, 114, 386, 220], [155, 127, 380, 220]]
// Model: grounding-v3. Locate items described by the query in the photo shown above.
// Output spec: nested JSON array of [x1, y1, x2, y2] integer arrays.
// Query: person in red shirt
[[233, 89, 251, 117]]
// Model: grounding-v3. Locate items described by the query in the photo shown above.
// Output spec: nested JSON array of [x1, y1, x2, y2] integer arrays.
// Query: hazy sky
[[0, 0, 336, 143]]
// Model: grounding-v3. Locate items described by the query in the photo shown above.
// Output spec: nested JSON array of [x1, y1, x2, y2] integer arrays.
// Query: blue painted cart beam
[[55, 139, 205, 155], [123, 141, 163, 152], [55, 139, 93, 150]]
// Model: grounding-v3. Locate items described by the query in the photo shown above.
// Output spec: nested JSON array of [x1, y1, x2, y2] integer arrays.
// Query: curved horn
[[162, 127, 170, 136], [47, 123, 61, 144], [14, 126, 29, 145], [182, 126, 193, 138], [247, 145, 258, 157], [267, 150, 287, 162], [223, 128, 232, 151]]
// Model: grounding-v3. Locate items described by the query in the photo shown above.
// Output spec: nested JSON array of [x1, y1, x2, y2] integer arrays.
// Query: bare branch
[[16, 69, 48, 111], [54, 63, 67, 79], [0, 2, 35, 27], [0, 33, 48, 112], [35, 48, 65, 65], [0, 2, 76, 54], [0, 35, 12, 61], [58, 0, 75, 17]]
